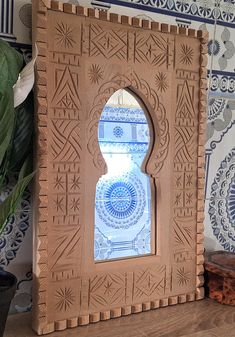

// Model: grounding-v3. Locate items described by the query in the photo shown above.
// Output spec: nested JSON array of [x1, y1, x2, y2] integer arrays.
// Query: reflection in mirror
[[94, 89, 153, 261]]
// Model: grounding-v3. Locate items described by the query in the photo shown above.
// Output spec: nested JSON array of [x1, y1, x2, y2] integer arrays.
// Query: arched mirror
[[94, 89, 154, 261]]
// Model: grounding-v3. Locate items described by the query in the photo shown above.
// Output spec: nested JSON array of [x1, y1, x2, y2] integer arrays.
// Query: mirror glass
[[94, 89, 153, 261]]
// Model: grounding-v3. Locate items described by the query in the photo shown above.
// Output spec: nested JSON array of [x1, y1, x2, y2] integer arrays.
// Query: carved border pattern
[[33, 1, 49, 333], [33, 0, 208, 334], [87, 72, 169, 177], [196, 30, 208, 299]]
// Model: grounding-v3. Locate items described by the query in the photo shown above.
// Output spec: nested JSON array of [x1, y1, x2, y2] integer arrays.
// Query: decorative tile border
[[210, 70, 235, 97], [98, 0, 235, 28]]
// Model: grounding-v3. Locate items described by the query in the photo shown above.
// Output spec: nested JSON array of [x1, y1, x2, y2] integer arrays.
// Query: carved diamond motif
[[90, 24, 128, 60], [135, 33, 168, 66], [89, 273, 126, 308], [133, 266, 166, 300]]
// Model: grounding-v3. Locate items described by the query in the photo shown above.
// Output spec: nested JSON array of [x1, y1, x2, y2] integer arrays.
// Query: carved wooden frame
[[32, 1, 208, 334]]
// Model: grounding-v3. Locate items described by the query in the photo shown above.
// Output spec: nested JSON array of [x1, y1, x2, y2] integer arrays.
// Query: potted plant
[[0, 39, 36, 337]]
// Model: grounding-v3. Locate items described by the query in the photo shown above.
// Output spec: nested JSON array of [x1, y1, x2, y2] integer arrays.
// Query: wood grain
[[32, 1, 206, 333], [5, 299, 235, 337]]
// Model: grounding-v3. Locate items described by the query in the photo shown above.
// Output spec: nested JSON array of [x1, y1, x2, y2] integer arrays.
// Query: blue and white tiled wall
[[0, 0, 235, 313]]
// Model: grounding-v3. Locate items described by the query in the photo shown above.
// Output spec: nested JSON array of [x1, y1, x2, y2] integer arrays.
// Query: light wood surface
[[32, 1, 207, 333], [5, 299, 235, 337]]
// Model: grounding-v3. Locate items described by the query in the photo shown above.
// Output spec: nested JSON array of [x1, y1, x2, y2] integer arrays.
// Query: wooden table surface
[[4, 299, 235, 337]]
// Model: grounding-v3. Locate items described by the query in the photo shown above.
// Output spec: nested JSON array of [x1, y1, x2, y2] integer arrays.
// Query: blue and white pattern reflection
[[95, 90, 152, 261]]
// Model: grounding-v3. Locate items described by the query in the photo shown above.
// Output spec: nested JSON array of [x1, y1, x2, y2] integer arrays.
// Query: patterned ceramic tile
[[210, 72, 235, 99], [209, 25, 235, 73], [205, 101, 235, 252], [0, 178, 31, 268], [100, 0, 218, 24]]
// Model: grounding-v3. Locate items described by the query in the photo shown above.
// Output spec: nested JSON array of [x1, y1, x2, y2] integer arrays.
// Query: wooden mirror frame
[[32, 1, 207, 334]]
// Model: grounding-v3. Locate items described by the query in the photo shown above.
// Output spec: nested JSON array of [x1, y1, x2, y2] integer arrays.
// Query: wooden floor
[[4, 299, 235, 337]]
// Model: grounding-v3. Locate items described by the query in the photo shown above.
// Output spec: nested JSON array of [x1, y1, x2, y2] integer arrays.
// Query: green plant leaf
[[18, 155, 33, 181], [0, 90, 14, 168], [0, 39, 23, 94], [0, 39, 34, 234], [0, 157, 35, 234], [9, 92, 34, 172]]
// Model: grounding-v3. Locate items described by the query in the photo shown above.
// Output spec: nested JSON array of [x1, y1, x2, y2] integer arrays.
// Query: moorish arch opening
[[94, 89, 155, 261]]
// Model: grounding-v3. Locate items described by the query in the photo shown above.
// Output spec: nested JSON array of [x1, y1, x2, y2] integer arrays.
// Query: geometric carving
[[133, 266, 166, 301], [176, 69, 197, 80], [155, 71, 169, 92], [55, 22, 75, 49], [52, 162, 80, 173], [88, 64, 103, 84], [89, 273, 126, 309], [176, 81, 195, 121], [173, 217, 194, 248], [55, 287, 75, 311], [176, 267, 191, 286], [49, 227, 81, 272], [173, 165, 197, 218], [174, 81, 197, 163], [87, 72, 170, 176], [174, 251, 194, 263], [134, 33, 169, 67], [51, 119, 81, 162], [50, 52, 80, 66], [52, 173, 66, 192], [174, 126, 197, 163], [68, 174, 81, 193], [89, 24, 128, 60], [174, 163, 196, 181], [50, 108, 79, 120], [171, 262, 195, 294], [185, 172, 194, 187], [68, 194, 80, 214], [51, 194, 66, 215], [33, 2, 205, 334], [174, 191, 183, 208], [179, 44, 194, 66], [48, 10, 82, 55], [170, 39, 199, 298], [51, 67, 81, 110]]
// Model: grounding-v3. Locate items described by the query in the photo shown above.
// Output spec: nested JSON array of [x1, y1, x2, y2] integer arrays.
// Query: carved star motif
[[88, 64, 103, 85], [70, 197, 80, 212], [54, 196, 65, 212], [55, 287, 75, 311], [185, 192, 193, 205], [54, 175, 65, 190], [185, 173, 193, 186], [177, 267, 190, 286], [104, 281, 115, 296], [155, 72, 169, 92], [175, 193, 182, 206], [179, 44, 194, 65], [176, 176, 182, 188], [55, 22, 75, 49], [69, 175, 80, 192]]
